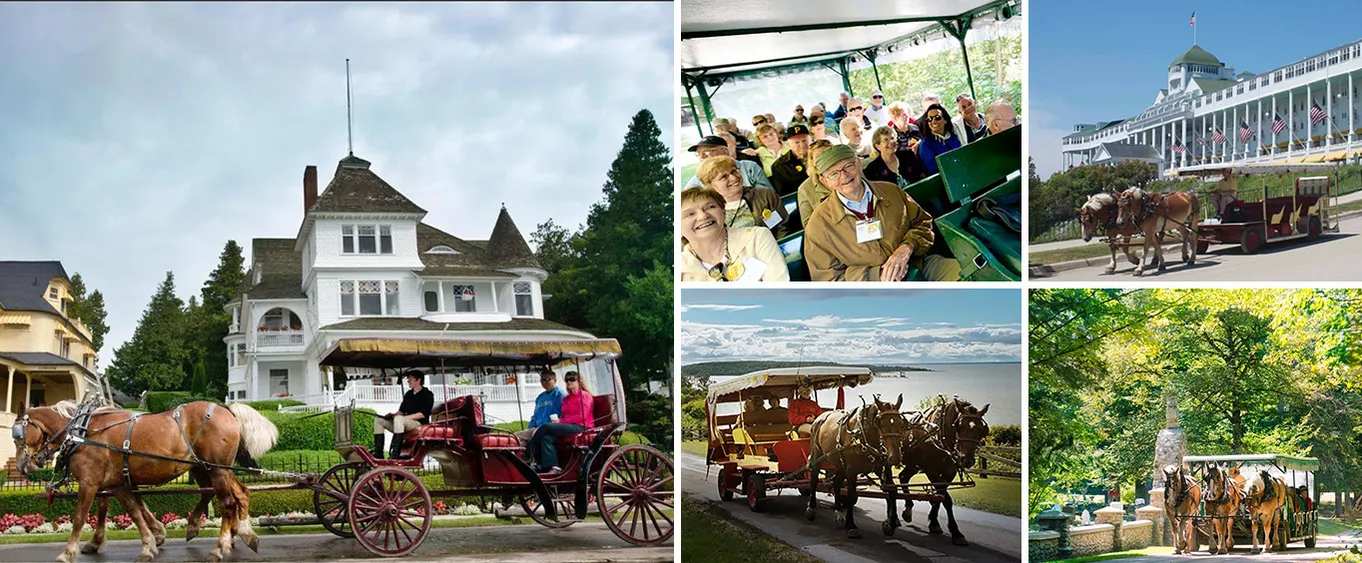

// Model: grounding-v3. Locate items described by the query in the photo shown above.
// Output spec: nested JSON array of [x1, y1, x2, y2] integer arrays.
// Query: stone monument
[[1152, 392, 1189, 509]]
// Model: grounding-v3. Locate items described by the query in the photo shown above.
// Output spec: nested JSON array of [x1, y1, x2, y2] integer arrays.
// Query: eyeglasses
[[565, 377, 579, 382], [713, 170, 741, 185], [927, 114, 946, 122], [849, 106, 863, 111], [821, 161, 859, 181], [872, 95, 883, 99]]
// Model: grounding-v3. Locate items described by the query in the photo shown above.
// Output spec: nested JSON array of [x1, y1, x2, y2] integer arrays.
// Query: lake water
[[711, 363, 1022, 426]]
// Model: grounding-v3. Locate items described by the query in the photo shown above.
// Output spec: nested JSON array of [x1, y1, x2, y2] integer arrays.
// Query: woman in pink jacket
[[528, 371, 594, 474]]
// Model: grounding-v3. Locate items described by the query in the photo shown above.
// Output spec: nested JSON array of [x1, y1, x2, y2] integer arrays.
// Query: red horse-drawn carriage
[[311, 337, 673, 556]]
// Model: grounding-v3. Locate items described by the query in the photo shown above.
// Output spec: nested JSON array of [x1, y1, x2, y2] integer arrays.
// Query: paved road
[[1034, 216, 1362, 281], [0, 522, 672, 563], [1124, 531, 1356, 563], [680, 452, 1021, 563]]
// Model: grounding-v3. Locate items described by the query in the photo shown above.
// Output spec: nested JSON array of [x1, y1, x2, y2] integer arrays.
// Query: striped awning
[[0, 314, 31, 325], [319, 337, 622, 369], [1325, 150, 1350, 162]]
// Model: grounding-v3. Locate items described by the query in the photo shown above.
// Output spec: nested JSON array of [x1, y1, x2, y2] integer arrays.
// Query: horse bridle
[[1202, 467, 1235, 505], [941, 398, 987, 454], [1166, 469, 1195, 508], [11, 414, 62, 468]]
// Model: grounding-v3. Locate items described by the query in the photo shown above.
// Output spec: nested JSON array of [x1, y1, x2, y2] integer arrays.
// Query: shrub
[[145, 392, 192, 413], [260, 408, 379, 451], [243, 399, 306, 411], [169, 395, 219, 409], [989, 424, 1021, 447]]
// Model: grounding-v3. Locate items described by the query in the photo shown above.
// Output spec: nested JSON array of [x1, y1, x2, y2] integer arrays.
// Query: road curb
[[1031, 210, 1362, 276]]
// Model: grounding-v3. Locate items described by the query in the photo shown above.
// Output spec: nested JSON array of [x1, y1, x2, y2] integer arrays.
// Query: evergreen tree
[[197, 241, 245, 398], [107, 272, 190, 395], [190, 358, 207, 396], [65, 273, 110, 352]]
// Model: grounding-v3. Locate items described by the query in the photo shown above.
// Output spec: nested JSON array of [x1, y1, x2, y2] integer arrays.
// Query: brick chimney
[[303, 165, 318, 213]]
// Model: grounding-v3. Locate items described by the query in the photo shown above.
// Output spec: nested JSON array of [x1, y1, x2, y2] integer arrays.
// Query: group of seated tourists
[[731, 384, 825, 447], [369, 368, 595, 476], [680, 89, 1020, 283]]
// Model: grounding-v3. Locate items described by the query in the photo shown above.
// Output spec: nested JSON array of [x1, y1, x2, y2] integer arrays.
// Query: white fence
[[278, 383, 542, 423]]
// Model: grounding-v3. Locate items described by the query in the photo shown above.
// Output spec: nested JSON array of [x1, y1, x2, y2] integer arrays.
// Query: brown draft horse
[[1244, 469, 1291, 554], [1202, 464, 1245, 555], [896, 396, 990, 545], [804, 394, 909, 538], [1115, 187, 1200, 276], [1077, 192, 1143, 274], [14, 400, 278, 563], [1163, 464, 1203, 555]]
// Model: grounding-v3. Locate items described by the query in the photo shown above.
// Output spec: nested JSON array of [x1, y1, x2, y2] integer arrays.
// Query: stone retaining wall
[[1028, 519, 1158, 562]]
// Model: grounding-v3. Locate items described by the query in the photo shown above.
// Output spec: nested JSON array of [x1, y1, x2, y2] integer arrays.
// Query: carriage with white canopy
[[1183, 453, 1319, 551]]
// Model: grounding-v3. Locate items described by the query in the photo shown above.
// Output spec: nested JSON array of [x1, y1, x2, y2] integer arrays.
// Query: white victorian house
[[224, 154, 605, 422]]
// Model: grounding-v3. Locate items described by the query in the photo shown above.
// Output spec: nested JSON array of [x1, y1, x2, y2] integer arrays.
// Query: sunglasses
[[849, 106, 863, 111], [927, 114, 945, 122], [565, 377, 579, 382], [873, 95, 883, 99]]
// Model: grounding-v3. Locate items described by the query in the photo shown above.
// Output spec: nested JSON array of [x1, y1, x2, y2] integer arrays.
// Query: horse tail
[[227, 403, 279, 462], [1189, 192, 1201, 233]]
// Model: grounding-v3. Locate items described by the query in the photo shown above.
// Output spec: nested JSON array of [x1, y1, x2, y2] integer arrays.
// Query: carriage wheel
[[519, 490, 586, 529], [745, 474, 766, 513], [1240, 228, 1262, 254], [1304, 515, 1316, 548], [717, 467, 734, 502], [597, 445, 674, 546], [347, 467, 432, 557], [314, 462, 366, 538]]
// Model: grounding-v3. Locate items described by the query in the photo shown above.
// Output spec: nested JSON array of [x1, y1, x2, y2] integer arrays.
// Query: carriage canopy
[[706, 366, 873, 404], [1184, 454, 1320, 472], [318, 337, 623, 369], [1171, 162, 1339, 177]]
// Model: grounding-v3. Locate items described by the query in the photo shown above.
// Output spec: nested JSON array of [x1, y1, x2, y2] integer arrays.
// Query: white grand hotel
[[1063, 40, 1362, 174]]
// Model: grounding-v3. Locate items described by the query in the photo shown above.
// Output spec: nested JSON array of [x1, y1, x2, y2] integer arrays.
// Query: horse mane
[[50, 400, 79, 418], [1083, 192, 1115, 211]]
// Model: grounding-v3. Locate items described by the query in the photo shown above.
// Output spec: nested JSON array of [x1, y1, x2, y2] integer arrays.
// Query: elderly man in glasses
[[803, 144, 961, 281], [769, 124, 814, 197], [685, 135, 773, 190], [866, 90, 891, 129], [986, 99, 1020, 134]]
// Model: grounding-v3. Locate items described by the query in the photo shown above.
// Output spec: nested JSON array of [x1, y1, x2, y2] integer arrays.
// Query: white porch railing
[[257, 330, 305, 348], [278, 383, 544, 420]]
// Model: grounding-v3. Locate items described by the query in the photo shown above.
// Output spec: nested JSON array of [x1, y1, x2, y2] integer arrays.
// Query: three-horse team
[[1078, 186, 1200, 276], [1162, 463, 1299, 556], [804, 395, 991, 544]]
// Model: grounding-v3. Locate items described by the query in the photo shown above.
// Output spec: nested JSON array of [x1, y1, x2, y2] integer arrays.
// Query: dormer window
[[426, 245, 458, 254], [48, 286, 59, 300], [514, 282, 534, 316], [342, 224, 393, 254], [451, 285, 476, 312]]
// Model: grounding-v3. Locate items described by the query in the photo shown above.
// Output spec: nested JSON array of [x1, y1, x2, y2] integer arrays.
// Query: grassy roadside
[[681, 440, 706, 457], [682, 495, 820, 563], [1048, 546, 1174, 563], [0, 516, 509, 546], [1319, 517, 1362, 536], [1029, 199, 1362, 266]]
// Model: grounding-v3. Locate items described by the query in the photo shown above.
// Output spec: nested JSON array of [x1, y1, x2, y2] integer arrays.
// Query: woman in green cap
[[803, 143, 960, 281]]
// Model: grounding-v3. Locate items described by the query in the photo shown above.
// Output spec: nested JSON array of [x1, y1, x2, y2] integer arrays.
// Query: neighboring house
[[225, 154, 605, 422], [0, 261, 108, 472]]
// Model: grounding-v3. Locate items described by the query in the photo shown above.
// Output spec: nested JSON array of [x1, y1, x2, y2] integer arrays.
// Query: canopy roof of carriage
[[1172, 162, 1340, 177], [1184, 454, 1320, 472], [680, 0, 1020, 136], [318, 337, 622, 369], [707, 366, 873, 403]]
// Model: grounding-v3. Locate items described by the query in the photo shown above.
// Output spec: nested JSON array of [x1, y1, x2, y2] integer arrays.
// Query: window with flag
[[1310, 102, 1328, 124], [1211, 129, 1226, 144], [450, 285, 476, 313], [514, 282, 534, 317]]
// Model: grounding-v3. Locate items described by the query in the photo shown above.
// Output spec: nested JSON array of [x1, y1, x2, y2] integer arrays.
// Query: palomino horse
[[1162, 464, 1203, 555], [1077, 192, 1143, 274], [1115, 187, 1200, 276], [895, 396, 990, 545], [14, 400, 278, 563], [1244, 469, 1291, 554], [1202, 464, 1245, 555], [804, 394, 910, 538]]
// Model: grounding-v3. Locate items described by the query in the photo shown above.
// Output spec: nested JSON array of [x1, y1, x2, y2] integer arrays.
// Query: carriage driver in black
[[373, 370, 435, 460]]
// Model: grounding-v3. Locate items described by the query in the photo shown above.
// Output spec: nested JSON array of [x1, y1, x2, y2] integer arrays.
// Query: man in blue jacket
[[516, 369, 567, 442]]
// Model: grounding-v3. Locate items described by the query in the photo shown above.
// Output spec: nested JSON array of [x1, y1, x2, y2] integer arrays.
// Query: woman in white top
[[679, 187, 790, 282]]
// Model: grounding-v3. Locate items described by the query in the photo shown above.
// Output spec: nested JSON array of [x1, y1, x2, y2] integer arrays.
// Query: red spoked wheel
[[597, 445, 674, 546], [519, 490, 589, 529], [347, 467, 432, 557], [314, 461, 366, 538]]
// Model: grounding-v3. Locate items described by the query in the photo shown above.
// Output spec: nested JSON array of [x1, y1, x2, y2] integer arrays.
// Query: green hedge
[[242, 399, 306, 411], [260, 409, 379, 451], [144, 392, 192, 413]]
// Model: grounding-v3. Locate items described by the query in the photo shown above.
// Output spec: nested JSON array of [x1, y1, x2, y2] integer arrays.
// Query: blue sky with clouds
[[0, 3, 674, 367], [1030, 0, 1362, 179], [680, 289, 1022, 365]]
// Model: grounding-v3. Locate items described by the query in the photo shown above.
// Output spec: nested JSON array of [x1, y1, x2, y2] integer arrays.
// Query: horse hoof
[[155, 536, 165, 547], [245, 535, 260, 553], [185, 528, 198, 542], [1133, 269, 1144, 276], [137, 555, 153, 563], [952, 536, 970, 546], [929, 525, 944, 535], [80, 543, 100, 554], [1104, 267, 1116, 274], [805, 508, 816, 522], [902, 510, 913, 523], [56, 553, 75, 563], [847, 528, 862, 539], [882, 521, 897, 536], [207, 552, 223, 563]]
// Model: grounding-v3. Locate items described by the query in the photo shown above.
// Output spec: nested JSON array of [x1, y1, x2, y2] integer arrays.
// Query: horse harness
[[1202, 472, 1244, 508], [1166, 471, 1197, 509], [26, 403, 220, 490]]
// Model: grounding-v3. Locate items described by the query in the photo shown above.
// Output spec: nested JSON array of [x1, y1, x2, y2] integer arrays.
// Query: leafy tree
[[107, 272, 190, 395]]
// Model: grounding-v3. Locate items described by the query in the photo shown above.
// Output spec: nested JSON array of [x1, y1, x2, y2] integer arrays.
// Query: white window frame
[[341, 224, 394, 255], [513, 282, 534, 317], [48, 286, 59, 300], [426, 245, 457, 254], [450, 284, 476, 313], [339, 280, 400, 317]]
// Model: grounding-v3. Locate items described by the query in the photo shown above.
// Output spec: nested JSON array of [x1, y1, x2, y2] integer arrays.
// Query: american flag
[[1171, 140, 1185, 154], [1189, 11, 1196, 26], [1309, 101, 1328, 124], [1196, 135, 1208, 147], [1239, 121, 1253, 144], [1271, 113, 1287, 136], [1211, 128, 1226, 144]]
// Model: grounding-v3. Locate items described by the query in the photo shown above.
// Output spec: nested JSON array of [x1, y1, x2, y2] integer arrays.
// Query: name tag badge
[[737, 256, 768, 282], [855, 218, 883, 243], [762, 209, 781, 229]]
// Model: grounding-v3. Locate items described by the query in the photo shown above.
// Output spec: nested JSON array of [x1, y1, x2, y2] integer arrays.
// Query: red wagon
[[311, 337, 673, 557], [1175, 163, 1340, 254]]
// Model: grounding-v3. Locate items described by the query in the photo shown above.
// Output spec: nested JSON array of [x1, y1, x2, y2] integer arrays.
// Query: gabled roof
[[240, 239, 305, 300], [309, 155, 426, 215], [1190, 77, 1237, 95], [0, 261, 68, 315], [417, 217, 542, 272], [1172, 45, 1223, 68], [1095, 143, 1162, 161]]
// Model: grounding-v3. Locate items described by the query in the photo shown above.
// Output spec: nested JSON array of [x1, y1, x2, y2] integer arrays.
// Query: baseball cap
[[688, 136, 728, 152], [785, 124, 810, 138]]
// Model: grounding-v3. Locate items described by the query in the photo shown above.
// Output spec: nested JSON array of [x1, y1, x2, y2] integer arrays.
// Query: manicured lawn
[[1318, 517, 1362, 536], [681, 440, 707, 457], [0, 516, 509, 545], [903, 474, 1022, 518], [1049, 546, 1174, 563], [682, 495, 820, 563]]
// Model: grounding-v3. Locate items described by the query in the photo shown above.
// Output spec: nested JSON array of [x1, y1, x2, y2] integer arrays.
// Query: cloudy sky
[[0, 3, 675, 367], [680, 289, 1022, 365]]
